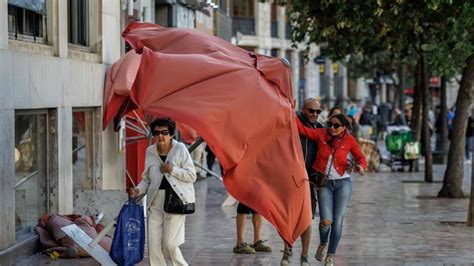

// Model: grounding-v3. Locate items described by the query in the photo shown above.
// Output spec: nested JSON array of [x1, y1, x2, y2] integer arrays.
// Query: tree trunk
[[398, 64, 406, 110], [410, 61, 422, 172], [420, 54, 433, 182], [411, 61, 423, 141], [439, 54, 474, 198]]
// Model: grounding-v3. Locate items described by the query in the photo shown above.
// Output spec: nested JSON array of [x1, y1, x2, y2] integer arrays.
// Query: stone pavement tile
[[15, 164, 474, 265], [364, 258, 403, 265], [396, 244, 433, 252], [15, 254, 100, 266], [439, 256, 474, 264], [332, 256, 366, 265], [402, 262, 443, 266]]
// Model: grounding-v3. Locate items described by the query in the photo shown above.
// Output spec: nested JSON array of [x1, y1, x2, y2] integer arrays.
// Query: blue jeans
[[317, 178, 352, 255]]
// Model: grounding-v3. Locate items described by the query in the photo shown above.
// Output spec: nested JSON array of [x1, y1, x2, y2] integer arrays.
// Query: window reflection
[[14, 113, 48, 240], [73, 110, 93, 206]]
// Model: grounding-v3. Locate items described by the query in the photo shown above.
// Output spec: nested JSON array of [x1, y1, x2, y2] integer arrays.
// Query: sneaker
[[324, 256, 334, 266], [233, 242, 256, 254], [300, 254, 309, 265], [315, 244, 327, 261], [466, 159, 472, 164], [252, 240, 272, 252], [280, 247, 293, 265]]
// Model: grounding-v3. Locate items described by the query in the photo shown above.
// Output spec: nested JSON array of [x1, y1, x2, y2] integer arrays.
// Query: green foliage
[[288, 0, 474, 79]]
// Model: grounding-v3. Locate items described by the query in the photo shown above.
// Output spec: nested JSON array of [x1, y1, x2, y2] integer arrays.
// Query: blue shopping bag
[[110, 198, 145, 266]]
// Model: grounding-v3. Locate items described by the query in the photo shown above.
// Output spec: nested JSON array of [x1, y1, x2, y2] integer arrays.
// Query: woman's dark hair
[[329, 113, 352, 130], [149, 117, 176, 134], [328, 106, 343, 117]]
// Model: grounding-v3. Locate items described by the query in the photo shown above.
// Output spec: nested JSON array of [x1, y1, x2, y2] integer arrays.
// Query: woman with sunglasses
[[296, 113, 366, 266], [129, 117, 196, 266]]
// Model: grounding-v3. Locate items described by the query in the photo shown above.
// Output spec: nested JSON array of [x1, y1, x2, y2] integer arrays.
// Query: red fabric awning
[[103, 22, 311, 245]]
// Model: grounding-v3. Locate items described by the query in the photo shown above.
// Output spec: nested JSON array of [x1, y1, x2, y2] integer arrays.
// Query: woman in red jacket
[[296, 113, 367, 266]]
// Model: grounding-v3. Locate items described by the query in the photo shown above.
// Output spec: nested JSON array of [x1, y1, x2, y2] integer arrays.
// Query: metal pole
[[187, 137, 204, 153]]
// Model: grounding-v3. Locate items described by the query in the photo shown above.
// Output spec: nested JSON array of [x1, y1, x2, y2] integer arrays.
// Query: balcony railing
[[232, 17, 255, 36]]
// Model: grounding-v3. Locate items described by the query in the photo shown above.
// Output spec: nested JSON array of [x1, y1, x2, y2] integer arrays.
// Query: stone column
[[0, 40, 15, 249], [0, 109, 15, 250], [102, 0, 121, 64], [305, 46, 320, 99], [0, 0, 8, 49], [291, 50, 300, 108], [47, 0, 68, 57], [57, 107, 73, 214], [325, 59, 334, 107], [338, 64, 348, 107], [277, 5, 285, 39]]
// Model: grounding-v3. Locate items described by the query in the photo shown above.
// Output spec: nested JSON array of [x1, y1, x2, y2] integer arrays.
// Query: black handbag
[[310, 147, 336, 188], [311, 171, 329, 188], [163, 186, 195, 214]]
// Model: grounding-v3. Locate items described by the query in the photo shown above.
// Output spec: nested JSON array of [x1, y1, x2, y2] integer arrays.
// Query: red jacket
[[296, 118, 367, 176]]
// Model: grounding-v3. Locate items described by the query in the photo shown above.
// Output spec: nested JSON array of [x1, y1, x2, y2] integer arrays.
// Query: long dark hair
[[329, 113, 352, 131]]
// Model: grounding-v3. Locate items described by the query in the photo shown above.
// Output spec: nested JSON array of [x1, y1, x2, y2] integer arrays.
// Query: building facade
[[0, 0, 157, 263], [230, 0, 325, 108], [0, 0, 345, 263]]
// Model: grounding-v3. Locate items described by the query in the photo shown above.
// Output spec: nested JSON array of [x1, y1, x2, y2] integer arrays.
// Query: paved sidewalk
[[17, 164, 473, 265]]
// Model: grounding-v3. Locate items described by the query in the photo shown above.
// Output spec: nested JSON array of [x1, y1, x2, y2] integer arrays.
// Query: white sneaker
[[315, 244, 327, 261], [324, 256, 334, 266], [466, 159, 472, 164]]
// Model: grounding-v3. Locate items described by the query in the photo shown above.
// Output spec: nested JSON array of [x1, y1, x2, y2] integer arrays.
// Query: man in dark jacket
[[282, 98, 324, 265]]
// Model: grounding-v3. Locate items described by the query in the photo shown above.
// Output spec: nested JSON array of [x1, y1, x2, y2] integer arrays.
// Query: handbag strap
[[325, 148, 337, 177]]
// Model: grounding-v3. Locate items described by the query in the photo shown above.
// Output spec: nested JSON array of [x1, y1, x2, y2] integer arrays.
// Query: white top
[[325, 155, 351, 180], [138, 139, 197, 209]]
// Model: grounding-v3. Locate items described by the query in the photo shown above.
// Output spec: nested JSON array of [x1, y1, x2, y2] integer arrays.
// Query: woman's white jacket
[[137, 139, 197, 210]]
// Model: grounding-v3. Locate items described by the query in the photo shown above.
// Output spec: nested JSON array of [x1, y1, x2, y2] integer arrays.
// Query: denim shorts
[[237, 202, 257, 214]]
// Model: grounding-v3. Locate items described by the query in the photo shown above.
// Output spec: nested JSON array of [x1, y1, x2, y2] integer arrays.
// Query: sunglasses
[[306, 108, 322, 114], [152, 130, 170, 136], [327, 122, 343, 129]]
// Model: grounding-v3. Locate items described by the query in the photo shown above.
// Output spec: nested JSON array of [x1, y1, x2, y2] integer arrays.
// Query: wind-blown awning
[[103, 22, 311, 245]]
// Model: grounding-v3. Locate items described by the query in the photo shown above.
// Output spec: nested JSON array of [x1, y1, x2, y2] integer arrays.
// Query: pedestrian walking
[[296, 114, 367, 266], [233, 203, 272, 254], [129, 118, 197, 266], [466, 115, 474, 164], [392, 108, 407, 126], [281, 98, 324, 266], [359, 102, 377, 141], [205, 145, 223, 177], [318, 103, 330, 125]]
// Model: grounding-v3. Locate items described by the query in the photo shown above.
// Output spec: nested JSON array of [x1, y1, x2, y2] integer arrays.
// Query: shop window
[[8, 3, 46, 43], [68, 0, 89, 46], [72, 110, 94, 202], [14, 112, 48, 240]]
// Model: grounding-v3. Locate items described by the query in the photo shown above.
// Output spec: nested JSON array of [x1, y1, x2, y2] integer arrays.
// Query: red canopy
[[103, 22, 311, 245]]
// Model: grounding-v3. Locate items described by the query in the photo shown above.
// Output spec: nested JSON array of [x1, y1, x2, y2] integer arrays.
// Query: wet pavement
[[16, 162, 474, 265]]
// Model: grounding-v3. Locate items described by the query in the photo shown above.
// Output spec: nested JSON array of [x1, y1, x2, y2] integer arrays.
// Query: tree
[[438, 55, 474, 198], [288, 0, 474, 187]]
